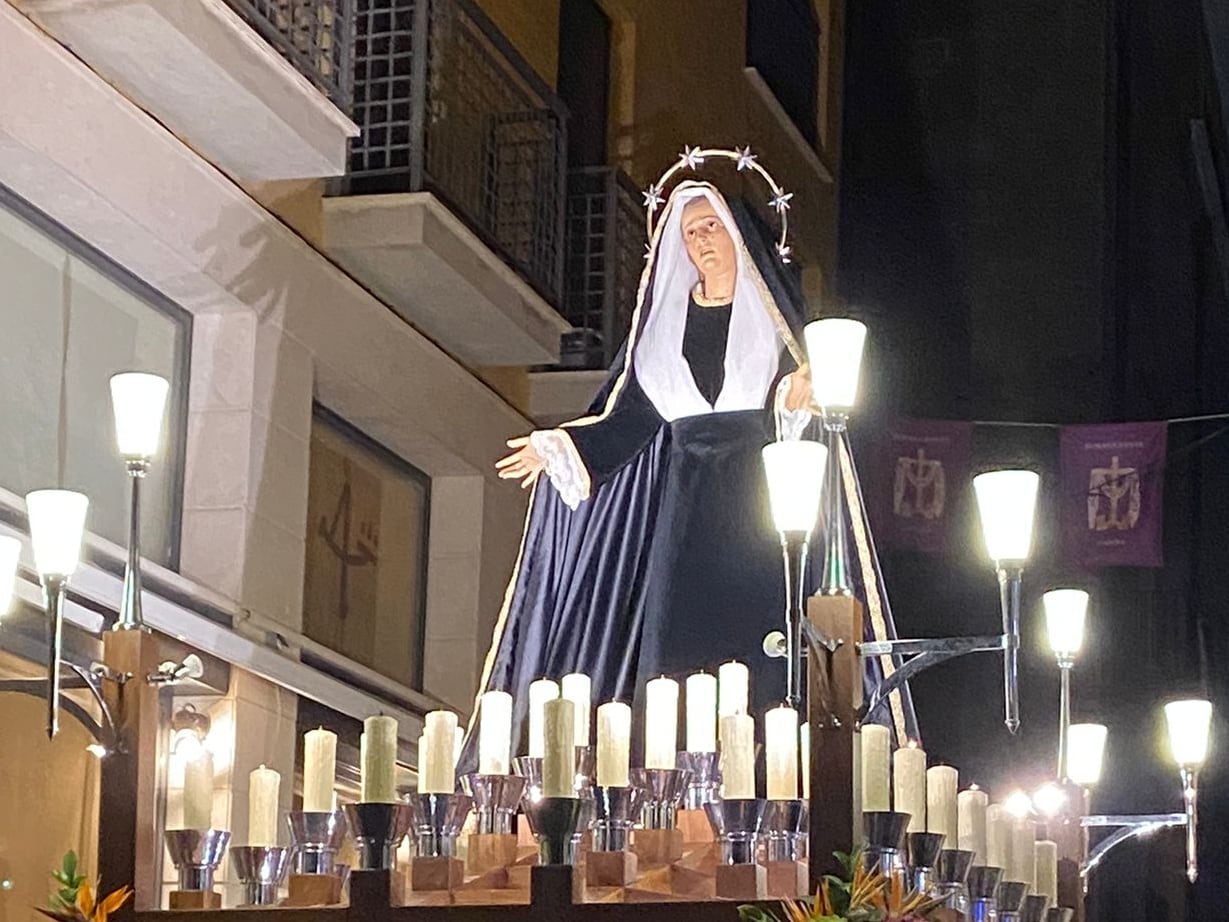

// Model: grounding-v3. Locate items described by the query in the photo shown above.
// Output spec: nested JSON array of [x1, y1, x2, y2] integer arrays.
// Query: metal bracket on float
[[857, 634, 1008, 723]]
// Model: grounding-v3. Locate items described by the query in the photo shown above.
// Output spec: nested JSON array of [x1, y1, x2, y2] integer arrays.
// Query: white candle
[[561, 673, 592, 747], [718, 662, 749, 717], [894, 741, 927, 832], [1010, 817, 1036, 884], [303, 727, 337, 813], [685, 672, 718, 753], [248, 765, 280, 846], [183, 752, 213, 829], [720, 714, 756, 799], [478, 690, 513, 775], [860, 724, 890, 812], [986, 804, 1011, 870], [542, 697, 576, 798], [644, 676, 679, 770], [765, 706, 799, 800], [361, 715, 399, 803], [800, 722, 811, 800], [926, 765, 959, 841], [1035, 840, 1058, 906], [958, 786, 989, 864], [528, 679, 560, 758], [596, 701, 631, 787], [421, 710, 458, 794]]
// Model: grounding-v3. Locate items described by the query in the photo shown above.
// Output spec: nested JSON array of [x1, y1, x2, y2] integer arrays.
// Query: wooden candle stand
[[167, 890, 221, 910], [585, 850, 638, 888], [411, 856, 464, 892], [714, 864, 767, 901], [467, 833, 519, 876], [286, 873, 344, 906], [632, 828, 684, 867], [764, 860, 808, 898], [677, 808, 714, 845]]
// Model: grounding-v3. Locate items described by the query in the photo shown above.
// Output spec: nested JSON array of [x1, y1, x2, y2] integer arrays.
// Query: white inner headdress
[[633, 184, 784, 422]]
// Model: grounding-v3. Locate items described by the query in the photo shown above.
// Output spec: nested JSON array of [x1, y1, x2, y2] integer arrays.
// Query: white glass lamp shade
[[25, 490, 88, 578], [1066, 723, 1108, 786], [109, 372, 170, 459], [803, 318, 867, 410], [0, 535, 20, 614], [973, 470, 1040, 563], [762, 440, 828, 534], [1043, 588, 1088, 658], [1165, 699, 1213, 768]]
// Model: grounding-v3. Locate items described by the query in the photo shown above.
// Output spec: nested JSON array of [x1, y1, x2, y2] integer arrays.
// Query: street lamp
[[1164, 698, 1212, 883], [973, 470, 1040, 734], [109, 372, 169, 631], [762, 440, 828, 707], [25, 489, 89, 738], [1043, 588, 1089, 781], [0, 535, 20, 616], [803, 318, 866, 596]]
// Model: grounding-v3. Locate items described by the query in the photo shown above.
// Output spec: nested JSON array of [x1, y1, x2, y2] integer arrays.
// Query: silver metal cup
[[343, 802, 412, 870], [862, 811, 910, 877], [677, 751, 720, 809], [512, 755, 544, 804], [231, 845, 290, 906], [1045, 909, 1074, 922], [968, 866, 1004, 922], [523, 796, 585, 865], [704, 798, 767, 865], [1020, 894, 1050, 922], [907, 831, 946, 892], [997, 879, 1030, 919], [164, 829, 230, 892], [287, 810, 348, 875], [461, 773, 526, 835], [936, 848, 975, 911], [763, 799, 808, 862], [407, 792, 473, 858], [591, 785, 644, 852], [631, 767, 692, 829]]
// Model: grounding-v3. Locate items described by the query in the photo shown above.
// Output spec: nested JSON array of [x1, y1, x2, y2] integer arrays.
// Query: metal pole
[[782, 532, 809, 708], [117, 459, 150, 631], [997, 566, 1023, 734], [1180, 768, 1199, 883], [44, 574, 67, 739], [1057, 659, 1073, 780], [820, 415, 851, 595]]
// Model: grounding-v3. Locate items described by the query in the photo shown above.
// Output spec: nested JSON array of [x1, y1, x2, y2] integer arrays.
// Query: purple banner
[[1060, 422, 1168, 568], [872, 420, 972, 554]]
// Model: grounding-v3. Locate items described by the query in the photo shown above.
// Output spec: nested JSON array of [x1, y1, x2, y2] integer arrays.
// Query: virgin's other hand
[[495, 436, 545, 489], [784, 363, 821, 414]]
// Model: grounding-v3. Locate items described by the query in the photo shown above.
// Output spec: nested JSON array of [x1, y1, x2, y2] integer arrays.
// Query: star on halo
[[641, 183, 665, 212], [735, 146, 757, 171], [769, 190, 794, 213], [679, 145, 705, 171]]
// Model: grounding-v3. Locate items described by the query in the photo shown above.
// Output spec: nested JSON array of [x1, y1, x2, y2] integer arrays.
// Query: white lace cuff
[[530, 429, 591, 510], [774, 375, 813, 441]]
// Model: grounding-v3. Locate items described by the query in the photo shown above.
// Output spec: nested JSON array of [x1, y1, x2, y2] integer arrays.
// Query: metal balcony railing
[[561, 167, 644, 369], [340, 0, 568, 306], [226, 0, 355, 112]]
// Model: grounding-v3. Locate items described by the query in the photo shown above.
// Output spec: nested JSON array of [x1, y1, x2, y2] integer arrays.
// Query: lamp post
[[1164, 698, 1211, 883], [25, 489, 89, 738], [0, 535, 20, 616], [109, 372, 170, 632], [803, 318, 866, 596], [762, 440, 828, 707], [973, 470, 1039, 734], [1043, 589, 1088, 780]]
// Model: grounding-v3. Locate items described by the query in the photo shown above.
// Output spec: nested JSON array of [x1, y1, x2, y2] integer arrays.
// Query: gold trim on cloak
[[467, 182, 804, 738]]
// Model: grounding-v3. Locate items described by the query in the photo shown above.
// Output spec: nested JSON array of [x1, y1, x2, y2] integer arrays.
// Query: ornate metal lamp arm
[[819, 415, 851, 595], [857, 634, 1007, 722], [1080, 813, 1189, 881], [998, 565, 1023, 734], [117, 458, 150, 630]]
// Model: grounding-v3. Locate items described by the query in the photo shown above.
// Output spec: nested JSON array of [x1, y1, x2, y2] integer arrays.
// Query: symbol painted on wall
[[318, 472, 379, 620]]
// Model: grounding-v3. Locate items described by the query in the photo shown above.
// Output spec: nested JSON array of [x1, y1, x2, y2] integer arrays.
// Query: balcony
[[12, 0, 359, 180], [322, 0, 571, 367]]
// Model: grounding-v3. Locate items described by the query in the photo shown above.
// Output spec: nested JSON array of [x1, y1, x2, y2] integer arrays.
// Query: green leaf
[[736, 907, 779, 922], [62, 852, 77, 880]]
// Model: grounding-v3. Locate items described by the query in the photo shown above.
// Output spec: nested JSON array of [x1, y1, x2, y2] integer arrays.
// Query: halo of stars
[[642, 145, 794, 263]]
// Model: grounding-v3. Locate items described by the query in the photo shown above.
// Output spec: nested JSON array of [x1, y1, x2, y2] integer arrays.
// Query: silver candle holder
[[936, 848, 974, 911], [513, 755, 544, 803], [762, 799, 808, 862], [967, 865, 1003, 922], [906, 831, 946, 893], [704, 798, 767, 865], [1045, 909, 1074, 922], [408, 792, 473, 858], [164, 829, 231, 892], [996, 879, 1030, 921], [678, 751, 720, 809], [287, 810, 348, 875], [523, 796, 585, 865], [592, 785, 644, 852], [461, 774, 526, 835], [1019, 894, 1050, 922], [231, 845, 290, 906], [343, 802, 412, 871], [862, 811, 910, 877], [631, 767, 692, 829]]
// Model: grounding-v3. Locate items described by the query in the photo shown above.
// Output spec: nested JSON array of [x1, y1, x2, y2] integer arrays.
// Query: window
[[0, 187, 189, 566], [303, 407, 430, 690], [746, 0, 821, 146]]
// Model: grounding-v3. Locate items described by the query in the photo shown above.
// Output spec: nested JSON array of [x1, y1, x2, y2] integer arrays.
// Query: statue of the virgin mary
[[474, 177, 915, 755]]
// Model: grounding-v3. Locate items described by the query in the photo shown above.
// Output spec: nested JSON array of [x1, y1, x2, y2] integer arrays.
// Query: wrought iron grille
[[344, 0, 567, 306], [226, 0, 355, 112], [563, 167, 645, 368]]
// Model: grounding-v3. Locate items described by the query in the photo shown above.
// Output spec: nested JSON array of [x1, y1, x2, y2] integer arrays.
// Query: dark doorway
[[557, 0, 612, 167]]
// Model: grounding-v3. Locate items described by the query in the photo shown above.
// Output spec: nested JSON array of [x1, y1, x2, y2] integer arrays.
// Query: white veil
[[632, 184, 787, 422]]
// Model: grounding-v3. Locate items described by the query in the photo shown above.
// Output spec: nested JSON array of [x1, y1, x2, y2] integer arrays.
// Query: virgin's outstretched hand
[[495, 436, 546, 489]]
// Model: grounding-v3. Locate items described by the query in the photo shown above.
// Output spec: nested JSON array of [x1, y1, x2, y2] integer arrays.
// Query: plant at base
[[40, 852, 132, 922]]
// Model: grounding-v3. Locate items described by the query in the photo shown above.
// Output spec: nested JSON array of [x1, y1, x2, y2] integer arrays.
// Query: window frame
[[0, 183, 193, 570]]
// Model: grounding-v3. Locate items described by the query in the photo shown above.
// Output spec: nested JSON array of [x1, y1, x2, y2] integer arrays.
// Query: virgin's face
[[681, 199, 737, 278]]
